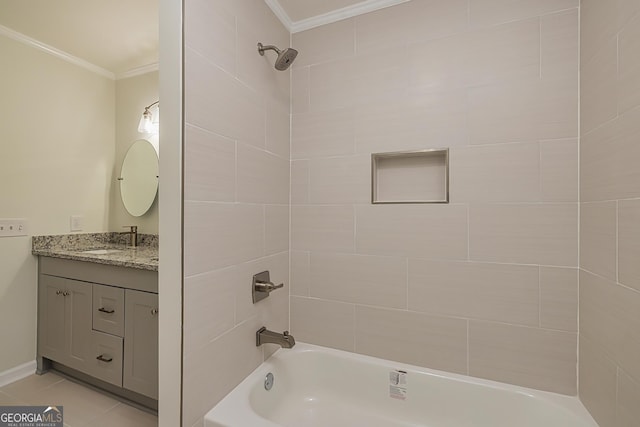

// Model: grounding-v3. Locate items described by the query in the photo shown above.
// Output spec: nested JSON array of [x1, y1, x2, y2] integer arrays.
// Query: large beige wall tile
[[619, 199, 640, 292], [308, 155, 370, 204], [450, 142, 540, 202], [308, 48, 409, 112], [581, 106, 640, 201], [539, 267, 577, 332], [355, 0, 468, 53], [356, 204, 468, 259], [617, 369, 640, 427], [290, 251, 310, 297], [580, 0, 619, 64], [469, 204, 578, 266], [236, 143, 289, 204], [290, 160, 309, 204], [618, 14, 640, 115], [183, 268, 238, 356], [292, 108, 355, 159], [310, 253, 407, 309], [355, 89, 468, 153], [469, 0, 578, 29], [468, 77, 577, 145], [466, 18, 540, 87], [290, 297, 355, 351], [182, 318, 263, 427], [578, 337, 618, 427], [184, 202, 264, 275], [293, 19, 355, 67], [291, 66, 309, 114], [541, 10, 579, 80], [408, 260, 539, 326], [291, 205, 355, 252], [581, 38, 618, 134], [185, 48, 265, 148], [408, 33, 468, 91], [469, 321, 576, 394], [264, 205, 289, 255], [184, 125, 236, 202], [184, 0, 236, 75], [540, 139, 579, 202], [580, 270, 640, 382], [580, 202, 617, 281], [266, 104, 290, 159], [355, 306, 468, 374]]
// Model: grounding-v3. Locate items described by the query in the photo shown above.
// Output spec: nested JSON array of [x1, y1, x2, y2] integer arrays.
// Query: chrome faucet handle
[[254, 280, 284, 292], [252, 271, 284, 303], [122, 225, 138, 232]]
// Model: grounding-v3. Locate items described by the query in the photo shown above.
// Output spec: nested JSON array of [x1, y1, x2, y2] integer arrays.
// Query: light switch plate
[[70, 215, 84, 232], [0, 218, 28, 237]]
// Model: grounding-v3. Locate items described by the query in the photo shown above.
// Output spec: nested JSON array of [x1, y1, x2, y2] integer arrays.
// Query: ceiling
[[0, 0, 158, 76]]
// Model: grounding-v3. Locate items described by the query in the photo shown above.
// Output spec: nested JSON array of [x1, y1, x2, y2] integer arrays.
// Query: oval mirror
[[120, 139, 159, 217]]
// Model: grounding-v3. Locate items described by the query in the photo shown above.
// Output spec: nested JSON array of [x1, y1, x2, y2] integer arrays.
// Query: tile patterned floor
[[0, 372, 157, 427]]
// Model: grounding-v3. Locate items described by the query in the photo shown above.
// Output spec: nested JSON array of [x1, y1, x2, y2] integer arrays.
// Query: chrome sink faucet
[[256, 327, 295, 349], [122, 225, 138, 247]]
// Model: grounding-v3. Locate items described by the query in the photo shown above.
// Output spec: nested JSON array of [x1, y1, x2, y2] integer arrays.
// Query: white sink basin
[[82, 249, 123, 255]]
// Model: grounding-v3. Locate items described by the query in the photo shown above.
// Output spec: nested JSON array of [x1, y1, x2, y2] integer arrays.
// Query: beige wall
[[181, 0, 290, 425], [111, 71, 159, 234], [0, 35, 115, 372], [290, 0, 580, 395], [579, 1, 640, 425]]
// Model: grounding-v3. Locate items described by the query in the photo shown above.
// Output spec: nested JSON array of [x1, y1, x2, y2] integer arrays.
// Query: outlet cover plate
[[0, 218, 28, 237]]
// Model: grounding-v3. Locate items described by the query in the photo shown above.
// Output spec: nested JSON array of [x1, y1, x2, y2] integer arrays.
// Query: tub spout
[[256, 327, 296, 349]]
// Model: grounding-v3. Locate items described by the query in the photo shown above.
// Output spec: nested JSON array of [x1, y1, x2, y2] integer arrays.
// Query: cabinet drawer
[[88, 330, 123, 387], [93, 284, 124, 337]]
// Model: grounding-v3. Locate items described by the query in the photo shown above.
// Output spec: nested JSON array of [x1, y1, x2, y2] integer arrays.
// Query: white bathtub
[[205, 343, 598, 427]]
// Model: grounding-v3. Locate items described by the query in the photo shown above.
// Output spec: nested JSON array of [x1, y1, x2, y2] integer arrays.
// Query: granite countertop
[[32, 233, 158, 271]]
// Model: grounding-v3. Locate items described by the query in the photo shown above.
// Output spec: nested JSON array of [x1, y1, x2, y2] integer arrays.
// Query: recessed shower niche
[[371, 149, 449, 204]]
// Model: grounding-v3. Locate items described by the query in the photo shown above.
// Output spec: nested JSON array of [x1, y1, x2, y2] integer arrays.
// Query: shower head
[[258, 42, 298, 71]]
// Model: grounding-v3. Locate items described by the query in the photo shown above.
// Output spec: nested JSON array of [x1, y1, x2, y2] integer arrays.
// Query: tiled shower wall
[[290, 0, 580, 395], [182, 1, 290, 425], [578, 0, 640, 425]]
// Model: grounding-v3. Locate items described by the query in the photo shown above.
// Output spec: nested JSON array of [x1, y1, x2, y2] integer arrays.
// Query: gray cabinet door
[[65, 279, 93, 370], [38, 275, 67, 362], [123, 290, 158, 399]]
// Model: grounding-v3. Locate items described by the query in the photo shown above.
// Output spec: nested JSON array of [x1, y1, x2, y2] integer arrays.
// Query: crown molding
[[116, 62, 159, 80], [0, 24, 115, 79], [266, 0, 411, 33], [264, 0, 293, 32]]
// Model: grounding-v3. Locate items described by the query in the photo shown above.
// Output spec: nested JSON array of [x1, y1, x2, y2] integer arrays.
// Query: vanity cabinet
[[37, 257, 158, 405], [38, 275, 92, 369], [123, 290, 159, 399]]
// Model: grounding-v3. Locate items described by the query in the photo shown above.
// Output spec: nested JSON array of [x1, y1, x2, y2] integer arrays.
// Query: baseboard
[[0, 360, 37, 388]]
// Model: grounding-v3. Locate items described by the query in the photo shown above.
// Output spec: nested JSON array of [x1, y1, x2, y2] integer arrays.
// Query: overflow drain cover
[[265, 372, 274, 391]]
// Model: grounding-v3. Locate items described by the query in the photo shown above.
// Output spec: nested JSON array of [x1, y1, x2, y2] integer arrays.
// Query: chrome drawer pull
[[56, 290, 63, 296], [98, 307, 115, 314], [151, 308, 158, 315], [96, 355, 113, 363], [62, 291, 70, 296]]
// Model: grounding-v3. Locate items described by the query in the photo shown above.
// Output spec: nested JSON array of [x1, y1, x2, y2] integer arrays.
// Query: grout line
[[538, 266, 542, 328], [539, 17, 543, 79], [466, 320, 470, 375], [616, 200, 619, 284]]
